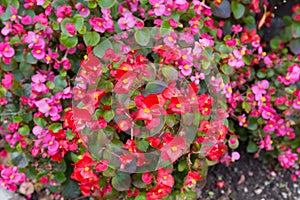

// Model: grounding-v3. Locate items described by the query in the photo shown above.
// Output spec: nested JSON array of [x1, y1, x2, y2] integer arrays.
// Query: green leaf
[[247, 140, 258, 153], [242, 101, 251, 113], [25, 53, 37, 64], [145, 81, 167, 94], [60, 35, 78, 49], [135, 192, 146, 200], [48, 123, 62, 133], [161, 66, 178, 81], [270, 38, 281, 49], [18, 125, 30, 136], [112, 171, 131, 191], [178, 160, 187, 172], [291, 22, 300, 38], [54, 75, 67, 91], [137, 140, 149, 152], [135, 28, 151, 46], [72, 14, 84, 31], [33, 118, 47, 127], [54, 172, 67, 183], [62, 179, 81, 199], [13, 116, 23, 123], [8, 0, 19, 8], [220, 64, 233, 75], [103, 110, 115, 122], [60, 18, 73, 36], [11, 152, 28, 168], [231, 2, 245, 19], [247, 117, 258, 131], [160, 20, 172, 36], [97, 0, 116, 8], [211, 0, 231, 19], [88, 1, 98, 8], [66, 130, 75, 140], [289, 39, 300, 55], [83, 32, 101, 47], [94, 39, 113, 58]]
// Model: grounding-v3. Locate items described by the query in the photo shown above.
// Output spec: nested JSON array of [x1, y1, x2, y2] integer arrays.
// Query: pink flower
[[228, 49, 244, 68], [117, 13, 136, 30], [164, 32, 177, 47], [89, 17, 106, 33], [1, 166, 25, 184], [251, 80, 269, 101], [190, 72, 204, 84], [259, 135, 273, 150], [142, 172, 152, 184], [0, 42, 15, 59], [231, 24, 243, 34], [179, 63, 192, 76], [1, 22, 12, 36], [1, 73, 14, 89], [278, 149, 298, 168], [261, 106, 275, 119], [75, 3, 90, 17], [42, 135, 59, 156], [56, 5, 72, 22], [21, 15, 32, 25], [149, 0, 165, 16], [32, 48, 45, 60], [35, 98, 58, 117], [31, 73, 48, 93], [263, 120, 276, 132], [65, 23, 76, 35]]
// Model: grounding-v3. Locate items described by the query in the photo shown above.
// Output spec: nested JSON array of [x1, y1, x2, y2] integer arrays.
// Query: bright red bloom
[[167, 96, 190, 114], [206, 143, 227, 161], [156, 168, 174, 187], [160, 136, 186, 163], [142, 172, 152, 184], [184, 171, 202, 188], [146, 184, 172, 200], [114, 71, 136, 94], [95, 160, 109, 172]]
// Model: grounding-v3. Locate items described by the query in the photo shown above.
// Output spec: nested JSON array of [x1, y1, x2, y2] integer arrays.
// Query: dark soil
[[198, 146, 300, 200]]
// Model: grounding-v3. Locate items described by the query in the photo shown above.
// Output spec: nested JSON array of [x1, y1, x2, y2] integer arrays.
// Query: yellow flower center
[[163, 175, 168, 180], [36, 50, 41, 54], [171, 146, 178, 151], [4, 48, 8, 52], [49, 141, 53, 145], [168, 36, 173, 42], [261, 97, 266, 102], [286, 76, 290, 80], [144, 108, 150, 114], [176, 104, 181, 108], [84, 167, 90, 172], [183, 64, 189, 70], [123, 78, 128, 84]]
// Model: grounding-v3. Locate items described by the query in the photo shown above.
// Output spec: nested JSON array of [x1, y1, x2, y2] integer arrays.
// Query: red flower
[[206, 143, 227, 161], [156, 168, 174, 187], [160, 136, 186, 163], [123, 139, 137, 153], [146, 184, 172, 200], [167, 96, 190, 114], [142, 172, 152, 184], [95, 160, 109, 172], [114, 71, 136, 94], [147, 136, 161, 148], [184, 171, 202, 188]]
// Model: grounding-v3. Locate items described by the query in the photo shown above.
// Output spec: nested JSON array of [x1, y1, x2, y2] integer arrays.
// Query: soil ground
[[198, 145, 300, 200]]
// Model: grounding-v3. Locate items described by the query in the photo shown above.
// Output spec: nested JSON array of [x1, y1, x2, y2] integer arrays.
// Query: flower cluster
[[0, 0, 299, 199]]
